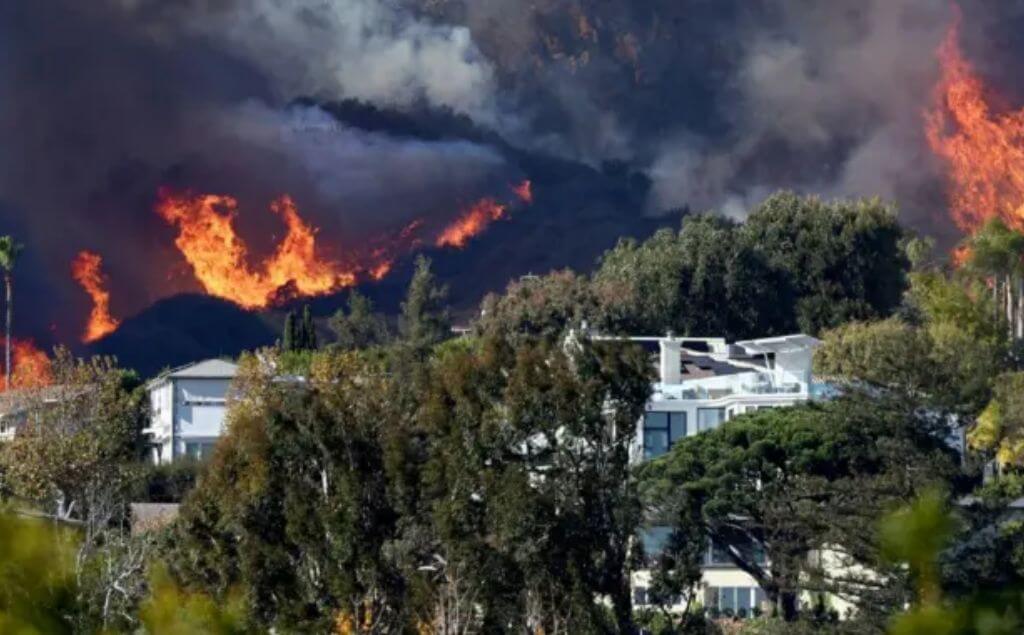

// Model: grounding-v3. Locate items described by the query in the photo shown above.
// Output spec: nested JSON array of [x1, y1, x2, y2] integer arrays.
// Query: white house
[[630, 333, 821, 463], [143, 359, 238, 464], [612, 333, 822, 617]]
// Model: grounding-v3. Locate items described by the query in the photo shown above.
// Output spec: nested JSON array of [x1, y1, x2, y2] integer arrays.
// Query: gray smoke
[[0, 0, 1012, 346]]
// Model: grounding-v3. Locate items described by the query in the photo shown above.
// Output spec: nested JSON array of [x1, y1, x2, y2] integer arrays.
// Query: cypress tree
[[301, 305, 317, 351]]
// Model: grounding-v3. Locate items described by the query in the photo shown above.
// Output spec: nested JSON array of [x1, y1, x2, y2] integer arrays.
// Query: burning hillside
[[149, 181, 532, 313]]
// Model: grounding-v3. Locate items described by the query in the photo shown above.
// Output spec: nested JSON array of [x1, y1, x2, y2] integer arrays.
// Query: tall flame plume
[[72, 250, 120, 343], [156, 190, 356, 309], [926, 11, 1024, 233]]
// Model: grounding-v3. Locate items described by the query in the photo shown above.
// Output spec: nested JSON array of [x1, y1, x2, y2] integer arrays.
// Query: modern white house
[[630, 333, 821, 463], [611, 333, 823, 617], [143, 359, 238, 464]]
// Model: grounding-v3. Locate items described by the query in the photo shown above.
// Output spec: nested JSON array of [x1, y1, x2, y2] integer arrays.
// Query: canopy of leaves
[[639, 396, 958, 623]]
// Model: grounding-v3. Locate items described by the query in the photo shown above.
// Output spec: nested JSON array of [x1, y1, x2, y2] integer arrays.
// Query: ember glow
[[156, 190, 357, 309], [513, 179, 534, 205], [436, 199, 508, 249], [926, 13, 1024, 233], [71, 250, 120, 343], [6, 339, 53, 391]]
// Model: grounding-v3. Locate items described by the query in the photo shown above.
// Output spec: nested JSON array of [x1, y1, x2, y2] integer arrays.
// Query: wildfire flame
[[436, 199, 508, 249], [156, 190, 357, 309], [926, 11, 1024, 233], [3, 339, 53, 392], [513, 179, 534, 205], [71, 250, 120, 343]]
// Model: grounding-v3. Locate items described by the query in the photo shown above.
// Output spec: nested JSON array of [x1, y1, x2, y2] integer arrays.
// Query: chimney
[[660, 334, 682, 385]]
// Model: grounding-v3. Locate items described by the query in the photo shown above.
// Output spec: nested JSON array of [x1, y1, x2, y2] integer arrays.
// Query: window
[[707, 587, 763, 618], [643, 411, 687, 459], [184, 441, 217, 461], [633, 586, 649, 607], [697, 408, 725, 432]]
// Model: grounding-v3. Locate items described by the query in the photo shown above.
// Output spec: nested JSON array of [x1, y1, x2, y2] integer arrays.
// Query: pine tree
[[399, 256, 451, 350]]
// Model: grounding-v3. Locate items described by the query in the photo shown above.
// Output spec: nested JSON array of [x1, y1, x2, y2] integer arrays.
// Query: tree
[[742, 193, 908, 334], [417, 335, 652, 633], [639, 397, 958, 623], [330, 291, 390, 351], [589, 193, 908, 340], [168, 350, 412, 632], [400, 256, 450, 350], [960, 218, 1024, 339], [0, 236, 23, 390], [301, 304, 317, 351], [476, 270, 596, 343], [0, 350, 149, 630], [882, 492, 1024, 635], [282, 311, 298, 352]]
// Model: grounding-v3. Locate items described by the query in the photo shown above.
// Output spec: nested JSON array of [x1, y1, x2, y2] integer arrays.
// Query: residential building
[[613, 333, 823, 617], [630, 333, 821, 463], [0, 385, 92, 441], [143, 359, 238, 464]]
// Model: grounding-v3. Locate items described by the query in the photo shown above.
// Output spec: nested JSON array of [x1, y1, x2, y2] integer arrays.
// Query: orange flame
[[156, 190, 356, 309], [71, 250, 120, 343], [951, 244, 973, 268], [926, 11, 1024, 233], [512, 179, 534, 205], [436, 199, 508, 249], [3, 339, 53, 392]]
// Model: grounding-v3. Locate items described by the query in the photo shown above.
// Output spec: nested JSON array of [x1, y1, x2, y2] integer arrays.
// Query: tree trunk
[[5, 273, 11, 391], [778, 590, 799, 621], [610, 575, 634, 635]]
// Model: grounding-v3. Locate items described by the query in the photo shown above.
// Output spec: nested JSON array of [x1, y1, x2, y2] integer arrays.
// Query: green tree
[[882, 492, 1024, 635], [960, 217, 1024, 339], [301, 304, 317, 351], [640, 397, 958, 624], [330, 291, 390, 351], [400, 256, 450, 350], [0, 512, 77, 634], [417, 335, 651, 633], [168, 350, 412, 632], [0, 236, 23, 390], [282, 310, 298, 352], [477, 270, 596, 343], [590, 192, 908, 340]]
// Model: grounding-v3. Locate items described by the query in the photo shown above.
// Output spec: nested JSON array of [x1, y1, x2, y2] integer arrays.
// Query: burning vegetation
[[155, 190, 357, 310], [926, 12, 1024, 234], [71, 250, 120, 343], [6, 339, 53, 391], [435, 199, 509, 249]]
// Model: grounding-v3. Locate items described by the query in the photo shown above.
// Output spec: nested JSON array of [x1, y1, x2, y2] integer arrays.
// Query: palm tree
[[0, 237, 23, 390]]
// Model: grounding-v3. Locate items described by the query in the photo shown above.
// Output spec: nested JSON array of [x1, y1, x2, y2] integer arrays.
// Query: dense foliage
[[3, 191, 1024, 633]]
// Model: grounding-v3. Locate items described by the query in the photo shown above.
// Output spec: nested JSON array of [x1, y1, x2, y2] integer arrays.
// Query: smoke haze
[[0, 0, 1014, 349]]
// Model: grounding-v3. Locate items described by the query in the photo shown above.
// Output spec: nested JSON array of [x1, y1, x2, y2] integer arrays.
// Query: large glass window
[[697, 407, 725, 432], [643, 411, 687, 459]]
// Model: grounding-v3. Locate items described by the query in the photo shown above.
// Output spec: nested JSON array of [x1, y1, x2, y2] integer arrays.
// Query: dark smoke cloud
[[0, 0, 1011, 347], [0, 0, 512, 344]]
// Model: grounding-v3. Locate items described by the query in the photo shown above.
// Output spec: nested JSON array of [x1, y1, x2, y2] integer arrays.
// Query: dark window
[[643, 411, 687, 459], [633, 586, 649, 606]]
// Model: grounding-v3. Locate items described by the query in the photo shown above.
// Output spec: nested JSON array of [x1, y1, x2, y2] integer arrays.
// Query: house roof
[[735, 334, 820, 355], [148, 359, 238, 388]]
